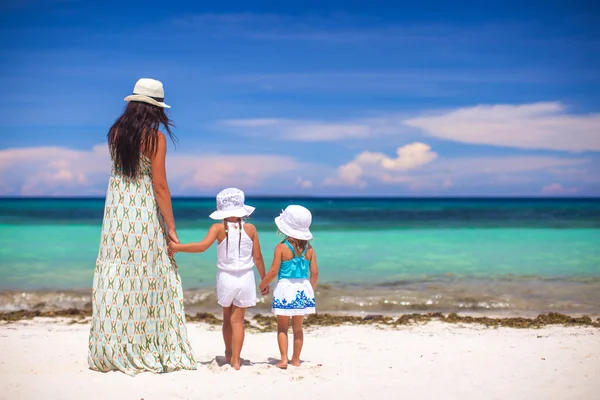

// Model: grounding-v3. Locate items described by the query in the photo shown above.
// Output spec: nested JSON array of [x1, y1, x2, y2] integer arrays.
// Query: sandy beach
[[1, 317, 598, 400]]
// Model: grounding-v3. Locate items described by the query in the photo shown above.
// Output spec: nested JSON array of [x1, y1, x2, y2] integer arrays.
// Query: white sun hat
[[209, 188, 255, 220], [124, 78, 171, 108], [275, 205, 313, 240]]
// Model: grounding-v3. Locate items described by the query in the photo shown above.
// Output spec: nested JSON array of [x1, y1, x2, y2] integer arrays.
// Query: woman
[[88, 78, 196, 375]]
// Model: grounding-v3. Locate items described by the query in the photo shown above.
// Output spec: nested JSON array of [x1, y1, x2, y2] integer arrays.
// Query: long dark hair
[[107, 101, 176, 179]]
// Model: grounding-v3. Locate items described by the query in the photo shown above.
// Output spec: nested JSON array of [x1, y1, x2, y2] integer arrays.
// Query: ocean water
[[1, 198, 599, 315]]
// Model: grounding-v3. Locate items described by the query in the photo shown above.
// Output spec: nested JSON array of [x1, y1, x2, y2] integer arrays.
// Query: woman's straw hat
[[124, 78, 170, 108]]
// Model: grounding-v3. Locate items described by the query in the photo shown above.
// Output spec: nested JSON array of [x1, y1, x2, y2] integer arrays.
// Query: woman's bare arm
[[151, 132, 177, 242], [169, 224, 220, 254]]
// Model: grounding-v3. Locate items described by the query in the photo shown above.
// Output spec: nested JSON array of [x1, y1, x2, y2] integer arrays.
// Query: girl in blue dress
[[259, 205, 319, 369]]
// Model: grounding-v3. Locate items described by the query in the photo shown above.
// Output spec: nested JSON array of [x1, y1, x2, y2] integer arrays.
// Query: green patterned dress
[[88, 155, 197, 375]]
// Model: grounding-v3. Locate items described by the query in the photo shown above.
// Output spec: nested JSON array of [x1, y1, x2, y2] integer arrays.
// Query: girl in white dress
[[169, 188, 267, 370], [259, 205, 319, 369]]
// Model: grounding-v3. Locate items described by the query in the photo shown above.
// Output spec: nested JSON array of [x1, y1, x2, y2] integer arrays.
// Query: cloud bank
[[0, 145, 311, 196], [221, 102, 600, 152], [404, 102, 600, 152]]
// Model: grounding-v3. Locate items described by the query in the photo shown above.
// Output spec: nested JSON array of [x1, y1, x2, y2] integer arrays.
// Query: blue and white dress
[[272, 240, 316, 316]]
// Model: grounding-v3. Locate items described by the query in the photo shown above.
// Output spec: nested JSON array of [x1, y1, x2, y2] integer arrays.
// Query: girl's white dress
[[216, 222, 257, 307], [272, 240, 316, 316]]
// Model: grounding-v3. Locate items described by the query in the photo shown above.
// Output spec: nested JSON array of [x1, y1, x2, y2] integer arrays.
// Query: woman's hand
[[167, 230, 179, 257], [260, 285, 269, 296], [168, 230, 179, 244]]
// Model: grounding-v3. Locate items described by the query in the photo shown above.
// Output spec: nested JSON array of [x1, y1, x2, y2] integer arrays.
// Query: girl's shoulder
[[275, 242, 289, 252], [210, 223, 226, 233], [242, 222, 257, 236]]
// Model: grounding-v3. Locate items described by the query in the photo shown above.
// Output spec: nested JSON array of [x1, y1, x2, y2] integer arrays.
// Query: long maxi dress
[[88, 155, 196, 375]]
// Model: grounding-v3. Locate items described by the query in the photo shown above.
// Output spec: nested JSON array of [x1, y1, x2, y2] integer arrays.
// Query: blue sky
[[0, 0, 599, 196]]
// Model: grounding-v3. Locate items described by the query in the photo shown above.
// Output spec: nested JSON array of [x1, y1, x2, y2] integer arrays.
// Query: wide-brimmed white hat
[[124, 78, 171, 108], [275, 205, 313, 240], [209, 188, 255, 220]]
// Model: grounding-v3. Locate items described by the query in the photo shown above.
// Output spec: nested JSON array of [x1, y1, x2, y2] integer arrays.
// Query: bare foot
[[275, 360, 288, 369], [230, 357, 241, 370], [225, 351, 232, 364], [290, 359, 301, 367]]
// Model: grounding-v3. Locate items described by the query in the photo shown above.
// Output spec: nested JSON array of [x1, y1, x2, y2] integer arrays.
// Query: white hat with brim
[[124, 78, 171, 108], [275, 205, 313, 240], [209, 188, 255, 220], [209, 205, 255, 220]]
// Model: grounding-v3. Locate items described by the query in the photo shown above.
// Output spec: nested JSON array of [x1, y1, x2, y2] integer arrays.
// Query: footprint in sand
[[207, 359, 229, 373]]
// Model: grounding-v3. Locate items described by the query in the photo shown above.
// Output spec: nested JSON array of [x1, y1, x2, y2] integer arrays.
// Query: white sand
[[1, 318, 599, 400]]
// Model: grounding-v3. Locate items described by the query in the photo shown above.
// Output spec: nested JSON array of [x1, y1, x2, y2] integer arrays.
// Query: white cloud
[[404, 102, 600, 152], [0, 145, 110, 195], [326, 141, 590, 192], [330, 162, 366, 188], [295, 177, 313, 189], [431, 155, 587, 176], [380, 142, 438, 170], [221, 102, 600, 152], [1, 142, 595, 196], [168, 153, 302, 191], [0, 145, 308, 196], [325, 142, 437, 188], [541, 183, 578, 195], [419, 156, 589, 192]]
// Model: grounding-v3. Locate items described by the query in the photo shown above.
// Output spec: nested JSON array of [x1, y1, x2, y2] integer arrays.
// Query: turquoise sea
[[1, 198, 599, 315]]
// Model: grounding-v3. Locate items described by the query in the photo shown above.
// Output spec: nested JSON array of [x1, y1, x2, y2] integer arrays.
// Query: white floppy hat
[[275, 205, 313, 240], [209, 188, 255, 220], [124, 78, 171, 108]]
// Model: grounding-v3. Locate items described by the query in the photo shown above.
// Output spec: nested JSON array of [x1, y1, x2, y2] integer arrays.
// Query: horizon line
[[1, 195, 599, 200]]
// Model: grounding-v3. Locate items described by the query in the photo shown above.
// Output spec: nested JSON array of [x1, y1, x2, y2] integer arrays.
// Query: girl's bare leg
[[290, 316, 304, 367], [230, 305, 246, 370], [222, 306, 233, 363], [276, 316, 290, 369]]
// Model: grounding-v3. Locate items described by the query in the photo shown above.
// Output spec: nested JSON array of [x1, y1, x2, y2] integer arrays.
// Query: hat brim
[[124, 94, 171, 108], [209, 205, 255, 220], [275, 216, 313, 240]]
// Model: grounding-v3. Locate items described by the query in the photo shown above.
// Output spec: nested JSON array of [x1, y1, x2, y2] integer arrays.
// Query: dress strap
[[301, 245, 307, 256], [283, 240, 307, 258], [283, 240, 296, 255]]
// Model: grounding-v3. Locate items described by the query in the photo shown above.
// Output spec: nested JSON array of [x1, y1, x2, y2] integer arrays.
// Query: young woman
[[88, 78, 196, 375]]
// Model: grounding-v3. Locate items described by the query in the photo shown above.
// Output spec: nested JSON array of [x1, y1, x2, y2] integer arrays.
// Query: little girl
[[259, 205, 318, 369], [169, 188, 267, 370]]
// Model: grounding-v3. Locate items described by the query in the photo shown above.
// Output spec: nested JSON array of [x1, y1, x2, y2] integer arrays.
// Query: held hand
[[259, 284, 269, 295], [168, 241, 179, 255], [168, 230, 179, 244]]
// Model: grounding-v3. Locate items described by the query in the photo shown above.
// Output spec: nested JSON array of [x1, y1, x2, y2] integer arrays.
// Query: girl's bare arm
[[247, 224, 266, 280], [169, 224, 220, 253], [308, 247, 319, 290], [259, 245, 283, 290]]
